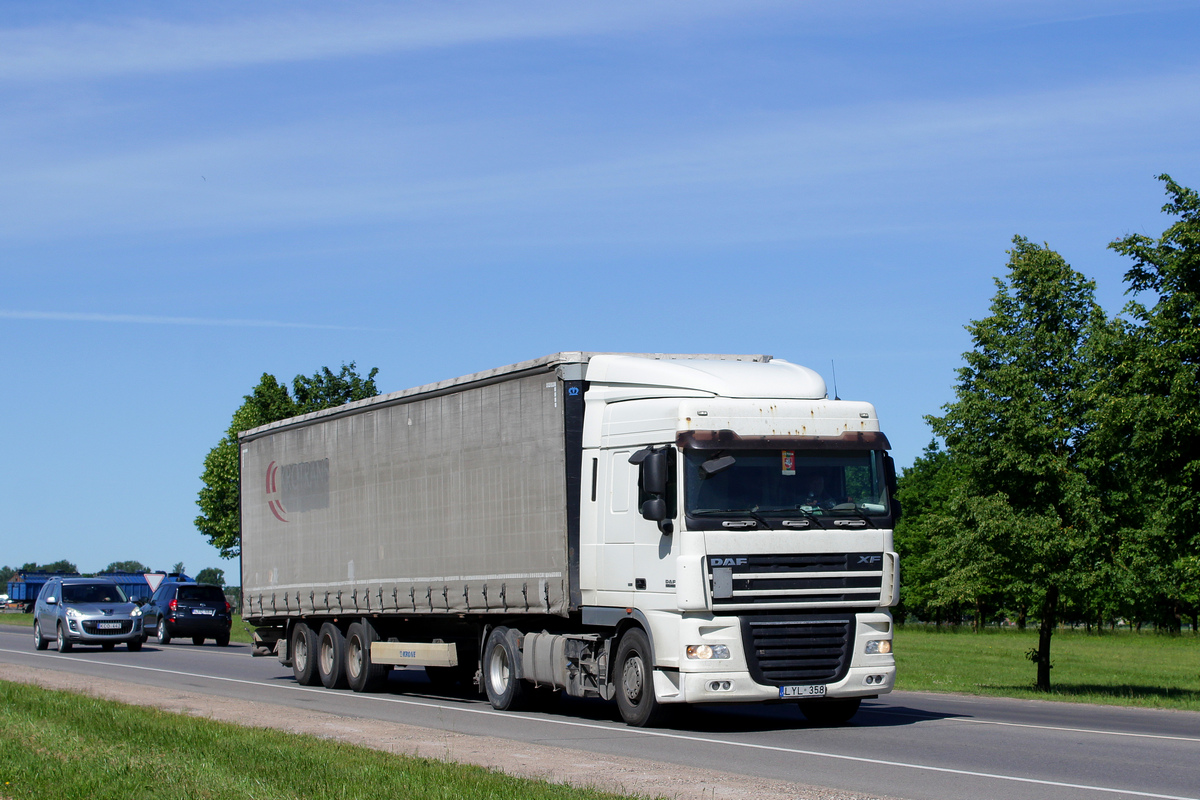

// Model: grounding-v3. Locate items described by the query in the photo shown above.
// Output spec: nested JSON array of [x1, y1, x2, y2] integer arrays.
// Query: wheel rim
[[348, 637, 363, 680], [157, 621, 167, 642], [488, 643, 510, 693], [34, 622, 41, 643], [622, 653, 646, 704], [320, 636, 334, 675], [57, 626, 66, 650], [295, 633, 309, 671]]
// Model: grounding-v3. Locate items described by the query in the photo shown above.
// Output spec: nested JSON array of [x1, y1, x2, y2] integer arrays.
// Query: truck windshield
[[685, 449, 890, 519]]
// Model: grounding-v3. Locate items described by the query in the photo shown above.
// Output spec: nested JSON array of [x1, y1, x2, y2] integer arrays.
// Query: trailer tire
[[34, 620, 48, 650], [483, 626, 527, 711], [318, 623, 349, 689], [291, 623, 320, 686], [346, 622, 389, 693], [614, 628, 664, 728], [798, 697, 861, 726]]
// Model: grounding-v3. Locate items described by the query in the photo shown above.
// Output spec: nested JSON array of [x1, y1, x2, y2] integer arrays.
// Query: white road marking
[[2, 644, 1196, 800], [875, 706, 1200, 743]]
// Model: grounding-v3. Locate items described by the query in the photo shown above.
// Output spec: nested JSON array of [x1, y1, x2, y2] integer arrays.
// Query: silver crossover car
[[33, 577, 144, 652]]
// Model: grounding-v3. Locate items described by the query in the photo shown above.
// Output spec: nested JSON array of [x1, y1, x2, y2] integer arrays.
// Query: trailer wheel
[[34, 620, 48, 650], [483, 626, 527, 710], [318, 623, 349, 689], [346, 622, 389, 693], [798, 697, 861, 726], [614, 628, 664, 727], [291, 623, 320, 685]]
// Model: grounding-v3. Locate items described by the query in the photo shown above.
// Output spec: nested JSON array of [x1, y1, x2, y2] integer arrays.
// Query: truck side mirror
[[642, 450, 669, 495]]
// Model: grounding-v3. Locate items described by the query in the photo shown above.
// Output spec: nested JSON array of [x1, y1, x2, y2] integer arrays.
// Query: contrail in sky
[[0, 310, 373, 331]]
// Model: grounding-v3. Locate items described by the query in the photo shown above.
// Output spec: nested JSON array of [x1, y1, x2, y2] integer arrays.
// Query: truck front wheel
[[346, 622, 389, 693], [291, 623, 320, 686], [318, 623, 348, 689], [614, 628, 664, 728], [483, 627, 526, 710]]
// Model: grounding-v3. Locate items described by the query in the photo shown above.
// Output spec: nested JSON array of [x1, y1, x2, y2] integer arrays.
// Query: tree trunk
[[974, 598, 981, 633], [1017, 605, 1027, 630], [1036, 585, 1059, 691], [1191, 611, 1198, 636]]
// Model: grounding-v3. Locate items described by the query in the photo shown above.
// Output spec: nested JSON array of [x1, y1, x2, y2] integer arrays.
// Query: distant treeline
[[893, 176, 1199, 689]]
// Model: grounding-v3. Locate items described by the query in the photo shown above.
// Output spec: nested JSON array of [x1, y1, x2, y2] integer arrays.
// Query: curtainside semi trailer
[[240, 352, 899, 726]]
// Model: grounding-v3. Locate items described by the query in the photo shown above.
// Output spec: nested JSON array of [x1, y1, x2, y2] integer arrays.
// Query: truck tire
[[346, 622, 389, 693], [34, 620, 48, 650], [614, 628, 664, 727], [483, 626, 527, 710], [291, 623, 320, 686], [318, 623, 349, 689], [798, 697, 861, 726], [56, 623, 73, 653]]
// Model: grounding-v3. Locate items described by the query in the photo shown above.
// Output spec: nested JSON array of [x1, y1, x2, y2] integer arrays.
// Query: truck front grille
[[741, 613, 854, 685], [709, 553, 883, 610]]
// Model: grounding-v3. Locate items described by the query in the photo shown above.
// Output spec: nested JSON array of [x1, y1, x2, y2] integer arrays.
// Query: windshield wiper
[[722, 508, 774, 530], [829, 503, 878, 528]]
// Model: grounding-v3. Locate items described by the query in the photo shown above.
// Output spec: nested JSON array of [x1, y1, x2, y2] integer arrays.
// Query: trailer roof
[[239, 352, 773, 441]]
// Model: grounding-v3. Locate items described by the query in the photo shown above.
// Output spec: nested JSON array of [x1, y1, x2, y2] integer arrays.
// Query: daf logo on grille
[[710, 557, 748, 567]]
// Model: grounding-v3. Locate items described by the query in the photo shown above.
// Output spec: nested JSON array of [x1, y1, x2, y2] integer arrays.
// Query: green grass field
[[894, 625, 1200, 710], [0, 680, 645, 800]]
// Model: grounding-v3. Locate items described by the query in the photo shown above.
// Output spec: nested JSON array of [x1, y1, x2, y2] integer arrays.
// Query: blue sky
[[2, 1, 1197, 579]]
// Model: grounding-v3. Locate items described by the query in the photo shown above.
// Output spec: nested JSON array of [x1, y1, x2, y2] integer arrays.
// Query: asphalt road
[[1, 624, 1197, 800]]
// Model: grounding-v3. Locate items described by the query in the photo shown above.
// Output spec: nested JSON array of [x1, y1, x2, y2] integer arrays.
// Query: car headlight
[[686, 644, 731, 660], [864, 639, 892, 655], [66, 607, 82, 620], [130, 606, 143, 617]]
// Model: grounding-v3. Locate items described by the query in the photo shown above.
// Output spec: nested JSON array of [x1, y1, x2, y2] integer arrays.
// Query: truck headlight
[[864, 639, 892, 655], [686, 644, 731, 660]]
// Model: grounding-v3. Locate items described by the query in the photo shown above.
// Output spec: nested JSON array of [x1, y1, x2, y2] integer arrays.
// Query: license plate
[[193, 608, 215, 616], [779, 684, 826, 699], [97, 622, 122, 629]]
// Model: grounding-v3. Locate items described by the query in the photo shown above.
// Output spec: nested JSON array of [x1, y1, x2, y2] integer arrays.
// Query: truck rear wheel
[[291, 623, 320, 686], [318, 623, 348, 689], [798, 697, 861, 725], [346, 622, 389, 693], [614, 628, 664, 728], [483, 626, 527, 710]]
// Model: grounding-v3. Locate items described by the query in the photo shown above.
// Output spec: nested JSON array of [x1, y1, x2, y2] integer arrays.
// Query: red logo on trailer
[[266, 461, 288, 523]]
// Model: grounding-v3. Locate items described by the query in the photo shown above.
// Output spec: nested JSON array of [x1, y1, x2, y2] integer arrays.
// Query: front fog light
[[864, 639, 892, 655], [687, 644, 731, 659]]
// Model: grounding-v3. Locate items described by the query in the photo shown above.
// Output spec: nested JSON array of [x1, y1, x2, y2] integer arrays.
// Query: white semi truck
[[240, 352, 899, 726]]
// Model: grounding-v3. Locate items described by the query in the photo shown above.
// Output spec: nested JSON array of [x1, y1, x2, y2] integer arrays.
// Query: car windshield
[[179, 586, 225, 602], [685, 449, 891, 517], [62, 584, 127, 603]]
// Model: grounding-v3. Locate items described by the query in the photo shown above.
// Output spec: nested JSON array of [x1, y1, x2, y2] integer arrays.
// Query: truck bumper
[[660, 663, 895, 704]]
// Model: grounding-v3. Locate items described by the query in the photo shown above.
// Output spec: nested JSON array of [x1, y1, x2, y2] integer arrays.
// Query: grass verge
[[894, 625, 1200, 710], [0, 679, 646, 800]]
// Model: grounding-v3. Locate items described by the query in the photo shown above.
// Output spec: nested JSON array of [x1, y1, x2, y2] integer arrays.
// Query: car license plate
[[97, 622, 122, 629], [193, 608, 215, 616], [779, 684, 826, 699]]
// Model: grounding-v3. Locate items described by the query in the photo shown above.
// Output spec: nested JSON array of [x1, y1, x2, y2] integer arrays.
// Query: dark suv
[[142, 583, 232, 646]]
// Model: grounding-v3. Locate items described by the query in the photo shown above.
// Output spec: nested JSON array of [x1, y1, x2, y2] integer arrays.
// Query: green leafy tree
[[195, 567, 226, 587], [102, 560, 152, 574], [927, 237, 1107, 690], [196, 362, 379, 559], [0, 565, 15, 588], [21, 560, 78, 574], [1097, 175, 1200, 632]]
